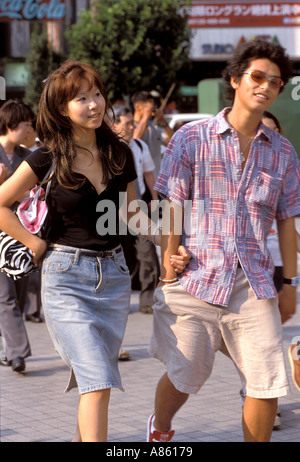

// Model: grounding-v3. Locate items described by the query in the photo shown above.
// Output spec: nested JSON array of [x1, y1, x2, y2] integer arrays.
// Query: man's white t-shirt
[[129, 138, 155, 198], [267, 220, 283, 267]]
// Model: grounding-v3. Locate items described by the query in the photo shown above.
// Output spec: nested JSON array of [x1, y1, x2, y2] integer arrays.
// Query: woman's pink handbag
[[17, 185, 48, 234]]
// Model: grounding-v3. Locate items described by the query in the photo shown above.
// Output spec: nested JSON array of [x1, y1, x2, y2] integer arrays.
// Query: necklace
[[240, 134, 255, 163]]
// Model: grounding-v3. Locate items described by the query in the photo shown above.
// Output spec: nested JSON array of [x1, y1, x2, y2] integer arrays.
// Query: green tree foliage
[[66, 0, 192, 100], [24, 25, 65, 114]]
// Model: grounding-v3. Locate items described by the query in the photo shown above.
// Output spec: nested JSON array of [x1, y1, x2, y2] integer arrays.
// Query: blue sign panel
[[0, 0, 66, 21]]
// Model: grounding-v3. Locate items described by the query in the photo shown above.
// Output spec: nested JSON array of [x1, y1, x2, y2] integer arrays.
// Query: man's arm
[[144, 171, 159, 201], [123, 184, 190, 274], [133, 102, 153, 140], [277, 217, 298, 323], [154, 108, 174, 145]]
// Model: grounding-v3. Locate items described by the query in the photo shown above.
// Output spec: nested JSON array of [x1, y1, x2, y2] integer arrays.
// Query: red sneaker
[[288, 344, 300, 392], [147, 413, 175, 442]]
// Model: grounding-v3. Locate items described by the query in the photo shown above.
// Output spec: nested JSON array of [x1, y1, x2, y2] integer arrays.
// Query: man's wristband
[[283, 277, 300, 287]]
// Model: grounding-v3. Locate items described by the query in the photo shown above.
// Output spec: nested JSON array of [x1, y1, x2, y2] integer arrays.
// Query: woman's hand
[[32, 238, 48, 267], [0, 163, 8, 184], [169, 245, 191, 274]]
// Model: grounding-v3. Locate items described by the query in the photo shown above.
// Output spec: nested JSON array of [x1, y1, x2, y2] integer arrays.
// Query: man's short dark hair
[[0, 99, 35, 135], [222, 39, 293, 104], [113, 106, 132, 124], [131, 91, 153, 106]]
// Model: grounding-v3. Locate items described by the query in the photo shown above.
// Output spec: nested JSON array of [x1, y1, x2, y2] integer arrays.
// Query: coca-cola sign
[[0, 0, 66, 21]]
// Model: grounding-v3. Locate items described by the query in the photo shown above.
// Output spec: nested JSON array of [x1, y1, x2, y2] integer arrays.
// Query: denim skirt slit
[[41, 246, 131, 394]]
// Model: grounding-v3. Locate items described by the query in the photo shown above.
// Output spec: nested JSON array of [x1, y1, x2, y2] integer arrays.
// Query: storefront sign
[[189, 27, 300, 60], [189, 2, 300, 28], [0, 0, 66, 21], [202, 43, 235, 54], [201, 35, 280, 56]]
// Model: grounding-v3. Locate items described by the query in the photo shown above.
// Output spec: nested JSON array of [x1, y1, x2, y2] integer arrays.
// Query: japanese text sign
[[189, 2, 300, 28]]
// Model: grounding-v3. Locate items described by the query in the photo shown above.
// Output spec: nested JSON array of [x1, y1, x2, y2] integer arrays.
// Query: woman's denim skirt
[[41, 245, 131, 394]]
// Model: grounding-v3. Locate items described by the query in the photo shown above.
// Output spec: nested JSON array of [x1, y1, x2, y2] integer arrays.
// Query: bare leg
[[153, 373, 189, 432], [78, 388, 111, 442], [72, 422, 81, 442], [242, 396, 277, 442]]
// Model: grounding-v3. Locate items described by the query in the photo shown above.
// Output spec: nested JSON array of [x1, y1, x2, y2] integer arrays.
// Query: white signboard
[[189, 27, 300, 60]]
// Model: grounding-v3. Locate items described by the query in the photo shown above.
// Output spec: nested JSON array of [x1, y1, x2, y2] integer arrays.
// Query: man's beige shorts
[[149, 269, 290, 398]]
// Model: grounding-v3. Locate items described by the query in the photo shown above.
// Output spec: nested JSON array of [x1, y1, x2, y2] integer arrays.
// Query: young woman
[[0, 60, 189, 442]]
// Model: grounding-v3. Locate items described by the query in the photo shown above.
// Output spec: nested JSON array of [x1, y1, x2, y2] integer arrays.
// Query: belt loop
[[114, 245, 121, 257], [113, 245, 120, 259], [96, 257, 102, 290], [73, 249, 81, 265]]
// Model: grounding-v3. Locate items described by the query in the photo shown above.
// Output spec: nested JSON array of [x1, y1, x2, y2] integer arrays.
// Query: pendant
[[240, 153, 246, 163]]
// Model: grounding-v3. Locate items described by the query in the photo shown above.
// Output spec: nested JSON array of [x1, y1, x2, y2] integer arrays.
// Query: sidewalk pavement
[[1, 287, 300, 443]]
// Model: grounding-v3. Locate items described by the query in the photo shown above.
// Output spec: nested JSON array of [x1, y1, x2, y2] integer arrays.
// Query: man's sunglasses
[[242, 71, 284, 89]]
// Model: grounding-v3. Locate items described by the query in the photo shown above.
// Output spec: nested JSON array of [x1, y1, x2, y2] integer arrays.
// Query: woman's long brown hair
[[36, 59, 129, 189]]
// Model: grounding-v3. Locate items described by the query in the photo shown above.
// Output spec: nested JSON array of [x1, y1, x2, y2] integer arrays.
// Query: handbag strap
[[41, 159, 55, 200]]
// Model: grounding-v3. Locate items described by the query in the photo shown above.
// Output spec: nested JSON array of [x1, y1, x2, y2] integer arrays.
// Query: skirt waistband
[[48, 244, 122, 259]]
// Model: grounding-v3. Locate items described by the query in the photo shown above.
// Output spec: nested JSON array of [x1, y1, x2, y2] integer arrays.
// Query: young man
[[0, 100, 35, 373], [147, 40, 300, 442], [112, 106, 160, 314], [132, 91, 173, 180]]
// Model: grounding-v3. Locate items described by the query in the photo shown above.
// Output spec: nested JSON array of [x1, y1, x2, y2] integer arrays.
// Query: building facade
[[1, 0, 300, 105]]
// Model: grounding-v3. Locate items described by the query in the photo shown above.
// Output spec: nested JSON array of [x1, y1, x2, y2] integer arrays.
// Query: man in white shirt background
[[131, 91, 174, 180], [112, 106, 160, 314]]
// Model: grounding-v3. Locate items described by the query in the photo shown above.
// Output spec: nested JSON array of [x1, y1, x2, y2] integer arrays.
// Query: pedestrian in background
[[0, 99, 35, 374], [113, 105, 160, 315], [132, 91, 173, 180], [261, 111, 300, 395]]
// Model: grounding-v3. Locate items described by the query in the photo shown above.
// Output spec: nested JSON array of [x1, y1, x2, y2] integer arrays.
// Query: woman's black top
[[25, 147, 137, 251]]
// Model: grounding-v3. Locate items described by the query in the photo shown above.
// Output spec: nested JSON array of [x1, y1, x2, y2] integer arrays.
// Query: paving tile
[[1, 266, 300, 442]]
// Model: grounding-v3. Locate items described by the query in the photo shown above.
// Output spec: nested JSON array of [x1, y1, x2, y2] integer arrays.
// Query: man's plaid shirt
[[155, 108, 300, 307]]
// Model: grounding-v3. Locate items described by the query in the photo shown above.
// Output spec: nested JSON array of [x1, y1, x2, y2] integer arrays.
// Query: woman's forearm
[[0, 206, 40, 250]]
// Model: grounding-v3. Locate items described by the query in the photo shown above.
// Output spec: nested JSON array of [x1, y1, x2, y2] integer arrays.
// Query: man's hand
[[169, 245, 191, 273], [278, 284, 297, 323], [153, 108, 165, 123], [143, 101, 155, 121]]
